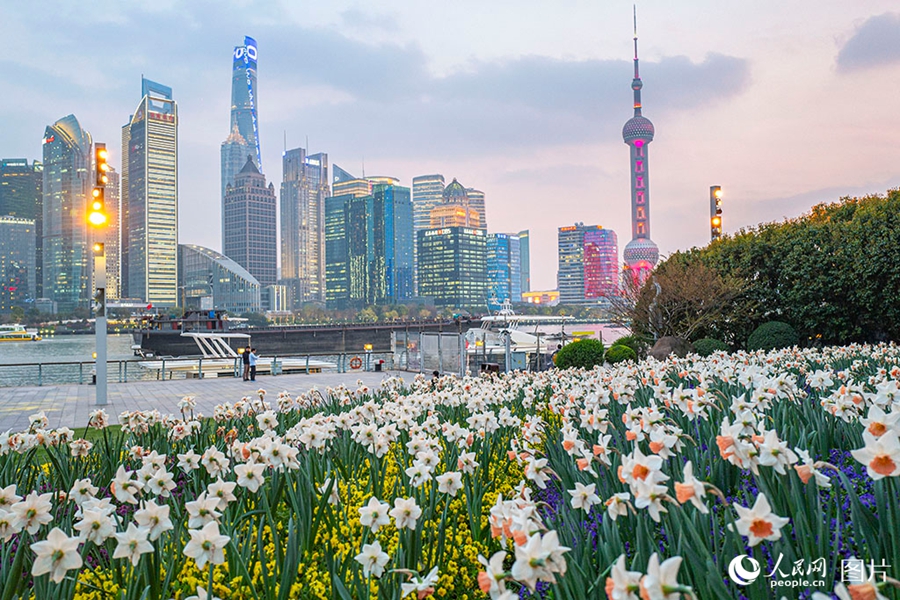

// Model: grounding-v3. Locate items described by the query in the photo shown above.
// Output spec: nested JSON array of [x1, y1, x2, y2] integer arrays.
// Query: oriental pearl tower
[[622, 9, 660, 284]]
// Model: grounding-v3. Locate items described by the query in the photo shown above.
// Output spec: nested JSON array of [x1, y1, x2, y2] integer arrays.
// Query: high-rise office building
[[224, 158, 277, 287], [487, 233, 522, 306], [429, 179, 481, 228], [123, 78, 178, 306], [178, 244, 261, 314], [230, 36, 261, 168], [42, 115, 92, 312], [518, 229, 531, 293], [100, 168, 121, 300], [557, 224, 586, 304], [558, 223, 618, 304], [332, 167, 372, 198], [221, 126, 251, 244], [0, 159, 42, 297], [583, 227, 619, 299], [280, 147, 329, 305], [412, 175, 445, 233], [465, 188, 487, 230], [0, 216, 36, 312], [411, 174, 444, 293], [417, 227, 487, 308], [325, 183, 413, 309], [622, 15, 659, 283]]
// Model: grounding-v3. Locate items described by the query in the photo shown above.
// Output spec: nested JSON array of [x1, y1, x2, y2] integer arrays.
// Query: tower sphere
[[623, 237, 660, 268], [622, 115, 655, 143]]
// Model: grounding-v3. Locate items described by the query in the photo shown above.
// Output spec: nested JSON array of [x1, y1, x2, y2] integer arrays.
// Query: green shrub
[[611, 334, 650, 359], [605, 344, 637, 364], [747, 321, 799, 351], [554, 339, 606, 370], [693, 338, 728, 356]]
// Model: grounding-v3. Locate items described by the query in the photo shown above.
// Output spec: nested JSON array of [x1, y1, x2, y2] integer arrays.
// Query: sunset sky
[[2, 1, 899, 290]]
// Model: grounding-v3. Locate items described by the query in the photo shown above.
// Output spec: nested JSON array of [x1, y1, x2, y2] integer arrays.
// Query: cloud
[[836, 12, 900, 72], [340, 8, 400, 32]]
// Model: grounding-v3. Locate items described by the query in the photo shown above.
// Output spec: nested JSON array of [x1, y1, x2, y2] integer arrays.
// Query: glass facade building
[[558, 223, 619, 304], [417, 227, 487, 308], [465, 188, 487, 230], [487, 233, 522, 307], [223, 158, 277, 287], [42, 115, 92, 312], [123, 78, 178, 306], [178, 244, 261, 314], [518, 229, 531, 293], [0, 216, 36, 312], [557, 224, 586, 304], [280, 147, 329, 304], [230, 36, 261, 168], [583, 227, 619, 299], [96, 168, 121, 300], [325, 184, 413, 309], [0, 159, 42, 296]]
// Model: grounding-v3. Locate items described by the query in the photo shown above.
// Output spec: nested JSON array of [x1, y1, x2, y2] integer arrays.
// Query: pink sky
[[2, 1, 899, 291]]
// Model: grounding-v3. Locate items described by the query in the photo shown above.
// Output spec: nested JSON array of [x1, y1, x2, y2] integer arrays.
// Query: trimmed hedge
[[606, 344, 637, 364], [611, 334, 649, 359], [693, 338, 728, 357], [554, 339, 606, 370], [747, 321, 799, 352]]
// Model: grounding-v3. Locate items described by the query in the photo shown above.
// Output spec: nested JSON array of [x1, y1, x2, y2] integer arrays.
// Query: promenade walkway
[[0, 370, 404, 433]]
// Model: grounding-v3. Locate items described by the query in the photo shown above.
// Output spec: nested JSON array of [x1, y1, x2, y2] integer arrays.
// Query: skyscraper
[[230, 36, 260, 168], [487, 233, 522, 306], [325, 183, 413, 308], [42, 115, 92, 312], [465, 188, 487, 230], [557, 224, 586, 304], [99, 168, 121, 300], [558, 223, 618, 304], [621, 12, 659, 283], [518, 229, 531, 293], [221, 125, 251, 244], [417, 227, 487, 308], [280, 147, 329, 305], [0, 216, 36, 312], [123, 78, 178, 306], [224, 158, 277, 287], [411, 175, 444, 291], [583, 227, 618, 299], [0, 159, 42, 296]]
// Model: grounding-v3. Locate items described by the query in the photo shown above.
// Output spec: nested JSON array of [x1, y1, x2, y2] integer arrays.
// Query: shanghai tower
[[222, 36, 260, 247], [621, 10, 659, 283]]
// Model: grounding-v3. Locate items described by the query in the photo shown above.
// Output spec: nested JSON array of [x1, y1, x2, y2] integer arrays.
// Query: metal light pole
[[88, 142, 110, 406], [93, 243, 107, 405]]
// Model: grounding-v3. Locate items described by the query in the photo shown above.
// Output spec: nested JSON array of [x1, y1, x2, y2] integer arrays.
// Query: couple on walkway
[[242, 346, 259, 381]]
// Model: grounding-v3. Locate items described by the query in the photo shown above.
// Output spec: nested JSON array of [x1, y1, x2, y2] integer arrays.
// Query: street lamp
[[90, 144, 110, 406], [710, 186, 723, 241]]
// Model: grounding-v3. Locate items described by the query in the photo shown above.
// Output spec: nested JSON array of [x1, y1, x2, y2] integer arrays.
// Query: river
[[0, 334, 139, 387]]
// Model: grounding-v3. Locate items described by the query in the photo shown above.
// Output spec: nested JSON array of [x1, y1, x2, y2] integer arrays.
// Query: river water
[[0, 334, 139, 387]]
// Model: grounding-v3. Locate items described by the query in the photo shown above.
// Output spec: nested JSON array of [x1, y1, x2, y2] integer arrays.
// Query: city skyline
[[2, 2, 900, 290]]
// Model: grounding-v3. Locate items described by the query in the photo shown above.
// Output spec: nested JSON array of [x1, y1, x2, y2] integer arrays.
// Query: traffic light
[[710, 185, 723, 241], [92, 287, 106, 318], [92, 242, 105, 257], [89, 143, 109, 227]]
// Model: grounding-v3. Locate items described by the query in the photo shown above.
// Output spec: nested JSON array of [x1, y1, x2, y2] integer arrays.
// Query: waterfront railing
[[0, 351, 397, 388]]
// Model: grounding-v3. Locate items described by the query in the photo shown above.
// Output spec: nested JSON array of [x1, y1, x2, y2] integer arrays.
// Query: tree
[[623, 254, 747, 342]]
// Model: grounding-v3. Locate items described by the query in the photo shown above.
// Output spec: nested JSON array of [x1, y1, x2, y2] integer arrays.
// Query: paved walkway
[[0, 371, 406, 433]]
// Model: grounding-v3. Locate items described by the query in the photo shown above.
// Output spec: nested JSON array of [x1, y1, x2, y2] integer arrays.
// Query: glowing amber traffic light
[[711, 216, 722, 227], [89, 142, 109, 227]]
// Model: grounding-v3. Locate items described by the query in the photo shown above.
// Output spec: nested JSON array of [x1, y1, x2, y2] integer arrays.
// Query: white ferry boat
[[0, 324, 42, 342]]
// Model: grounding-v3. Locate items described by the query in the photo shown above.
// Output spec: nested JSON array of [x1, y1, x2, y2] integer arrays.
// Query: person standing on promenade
[[249, 347, 259, 381], [242, 346, 251, 381]]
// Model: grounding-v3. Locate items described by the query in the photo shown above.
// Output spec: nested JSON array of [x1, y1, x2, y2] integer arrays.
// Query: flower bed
[[0, 345, 899, 599]]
